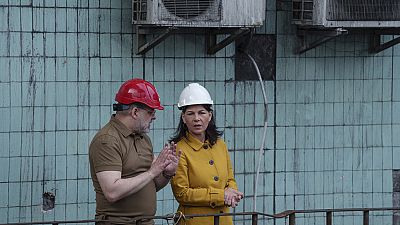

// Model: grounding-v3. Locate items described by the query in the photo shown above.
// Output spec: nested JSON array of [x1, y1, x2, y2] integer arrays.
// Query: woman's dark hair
[[170, 104, 223, 146]]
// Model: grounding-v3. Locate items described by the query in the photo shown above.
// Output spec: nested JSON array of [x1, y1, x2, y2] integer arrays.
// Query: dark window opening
[[235, 34, 276, 81]]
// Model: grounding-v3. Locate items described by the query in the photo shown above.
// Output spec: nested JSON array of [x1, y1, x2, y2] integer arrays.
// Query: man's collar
[[110, 115, 143, 138]]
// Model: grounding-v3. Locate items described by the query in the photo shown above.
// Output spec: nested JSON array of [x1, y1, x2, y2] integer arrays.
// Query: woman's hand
[[224, 188, 244, 208]]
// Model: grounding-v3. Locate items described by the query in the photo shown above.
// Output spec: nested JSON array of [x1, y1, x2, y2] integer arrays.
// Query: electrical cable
[[239, 49, 268, 212]]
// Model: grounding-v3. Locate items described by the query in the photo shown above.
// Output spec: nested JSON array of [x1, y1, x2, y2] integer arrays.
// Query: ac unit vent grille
[[133, 0, 147, 21], [160, 0, 221, 21], [327, 0, 400, 21], [132, 0, 147, 21], [292, 0, 313, 22]]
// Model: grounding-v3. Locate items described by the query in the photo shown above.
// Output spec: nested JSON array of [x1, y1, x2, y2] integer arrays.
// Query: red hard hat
[[115, 79, 164, 110]]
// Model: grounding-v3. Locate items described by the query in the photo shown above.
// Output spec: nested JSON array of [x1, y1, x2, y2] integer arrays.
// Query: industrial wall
[[0, 0, 398, 224]]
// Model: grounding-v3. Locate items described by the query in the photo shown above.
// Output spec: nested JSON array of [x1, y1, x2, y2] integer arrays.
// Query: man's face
[[136, 107, 156, 133]]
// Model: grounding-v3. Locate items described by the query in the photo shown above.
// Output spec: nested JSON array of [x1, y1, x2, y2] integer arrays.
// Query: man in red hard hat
[[89, 79, 180, 225]]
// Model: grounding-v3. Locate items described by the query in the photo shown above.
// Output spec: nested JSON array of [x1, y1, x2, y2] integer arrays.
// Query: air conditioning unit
[[133, 0, 265, 27], [293, 0, 400, 28]]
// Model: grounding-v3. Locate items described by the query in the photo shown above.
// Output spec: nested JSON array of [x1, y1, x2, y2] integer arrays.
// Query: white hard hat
[[178, 83, 213, 108]]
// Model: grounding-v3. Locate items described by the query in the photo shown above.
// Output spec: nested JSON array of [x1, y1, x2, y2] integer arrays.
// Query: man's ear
[[130, 107, 140, 119]]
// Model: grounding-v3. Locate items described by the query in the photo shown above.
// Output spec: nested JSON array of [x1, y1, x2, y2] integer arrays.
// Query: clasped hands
[[150, 141, 181, 178], [224, 188, 244, 208]]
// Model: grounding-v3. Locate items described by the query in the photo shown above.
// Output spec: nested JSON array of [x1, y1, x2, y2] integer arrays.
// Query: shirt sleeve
[[89, 134, 122, 173], [171, 152, 225, 208]]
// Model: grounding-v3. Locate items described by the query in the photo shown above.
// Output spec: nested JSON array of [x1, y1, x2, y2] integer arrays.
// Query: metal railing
[[1, 207, 400, 225]]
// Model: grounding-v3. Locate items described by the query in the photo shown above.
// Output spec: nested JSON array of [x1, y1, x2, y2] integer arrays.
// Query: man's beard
[[138, 120, 151, 134]]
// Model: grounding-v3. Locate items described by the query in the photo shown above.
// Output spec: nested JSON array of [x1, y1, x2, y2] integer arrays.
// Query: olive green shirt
[[89, 115, 156, 224]]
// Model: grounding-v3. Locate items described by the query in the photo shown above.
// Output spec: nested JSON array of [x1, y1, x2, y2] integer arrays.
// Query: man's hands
[[149, 142, 181, 179], [148, 144, 170, 178], [224, 188, 244, 208], [96, 142, 181, 202], [163, 142, 181, 178]]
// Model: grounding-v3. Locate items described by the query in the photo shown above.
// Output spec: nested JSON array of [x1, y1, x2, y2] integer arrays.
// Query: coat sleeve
[[171, 152, 225, 208], [225, 146, 238, 190]]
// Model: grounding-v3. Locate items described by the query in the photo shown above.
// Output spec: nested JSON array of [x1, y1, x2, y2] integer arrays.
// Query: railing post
[[251, 213, 258, 225], [289, 213, 295, 225], [363, 211, 369, 225], [326, 211, 332, 225], [213, 215, 220, 225]]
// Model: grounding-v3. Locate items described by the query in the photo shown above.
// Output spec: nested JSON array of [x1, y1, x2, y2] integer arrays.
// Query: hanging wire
[[240, 50, 269, 212]]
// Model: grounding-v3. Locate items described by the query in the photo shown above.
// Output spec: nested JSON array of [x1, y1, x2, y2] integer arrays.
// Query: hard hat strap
[[113, 104, 132, 111]]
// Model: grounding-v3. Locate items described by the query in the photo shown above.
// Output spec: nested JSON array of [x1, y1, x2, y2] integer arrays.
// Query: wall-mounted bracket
[[369, 30, 400, 54], [135, 26, 253, 55], [136, 26, 177, 55], [206, 28, 251, 55], [295, 28, 348, 54]]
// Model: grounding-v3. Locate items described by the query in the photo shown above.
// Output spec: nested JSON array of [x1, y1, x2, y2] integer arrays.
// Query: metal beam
[[289, 213, 296, 225], [213, 216, 220, 225], [326, 211, 332, 225], [295, 28, 348, 54], [136, 26, 177, 55], [369, 33, 400, 54], [297, 28, 347, 37], [296, 36, 337, 54], [251, 214, 258, 225], [363, 211, 369, 225], [206, 28, 250, 55]]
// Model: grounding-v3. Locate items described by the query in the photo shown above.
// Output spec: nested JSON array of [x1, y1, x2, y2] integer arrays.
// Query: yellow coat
[[171, 133, 238, 225]]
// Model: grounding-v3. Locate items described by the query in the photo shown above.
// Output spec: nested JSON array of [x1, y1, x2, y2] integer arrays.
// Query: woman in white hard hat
[[170, 83, 244, 225]]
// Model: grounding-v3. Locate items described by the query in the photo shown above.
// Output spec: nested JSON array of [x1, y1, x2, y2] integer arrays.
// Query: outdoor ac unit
[[293, 0, 400, 28], [133, 0, 265, 27]]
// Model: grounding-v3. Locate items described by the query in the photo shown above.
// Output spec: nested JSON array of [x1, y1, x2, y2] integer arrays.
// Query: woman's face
[[182, 105, 212, 139]]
